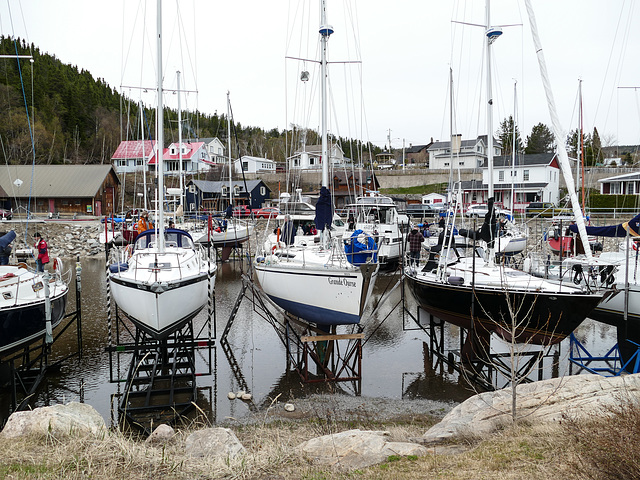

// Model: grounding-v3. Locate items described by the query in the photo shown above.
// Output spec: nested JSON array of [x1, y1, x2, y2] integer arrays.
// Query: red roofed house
[[148, 142, 213, 174], [112, 140, 156, 174]]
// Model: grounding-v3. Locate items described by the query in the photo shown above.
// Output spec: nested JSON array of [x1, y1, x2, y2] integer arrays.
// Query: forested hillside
[[0, 36, 380, 167]]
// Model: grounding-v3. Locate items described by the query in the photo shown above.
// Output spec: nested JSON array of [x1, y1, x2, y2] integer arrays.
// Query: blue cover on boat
[[568, 212, 640, 238], [314, 186, 333, 232], [344, 229, 377, 265], [0, 231, 16, 249], [109, 262, 129, 273]]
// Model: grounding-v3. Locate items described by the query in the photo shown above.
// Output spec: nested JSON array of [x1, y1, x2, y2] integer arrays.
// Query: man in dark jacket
[[408, 227, 424, 266]]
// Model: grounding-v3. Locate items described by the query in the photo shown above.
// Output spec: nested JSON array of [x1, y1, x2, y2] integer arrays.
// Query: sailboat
[[108, 0, 216, 340], [189, 93, 254, 253], [404, 0, 606, 350], [254, 0, 378, 328]]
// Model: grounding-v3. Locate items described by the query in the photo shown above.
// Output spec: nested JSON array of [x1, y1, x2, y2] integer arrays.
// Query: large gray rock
[[185, 427, 245, 459], [146, 424, 175, 445], [423, 373, 640, 444], [298, 429, 427, 471], [0, 402, 106, 439]]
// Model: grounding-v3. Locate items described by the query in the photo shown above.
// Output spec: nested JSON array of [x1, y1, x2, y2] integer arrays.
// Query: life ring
[[53, 257, 64, 273], [271, 241, 286, 253]]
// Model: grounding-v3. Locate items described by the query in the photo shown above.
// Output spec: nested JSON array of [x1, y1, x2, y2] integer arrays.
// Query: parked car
[[465, 204, 512, 218], [0, 208, 12, 220], [405, 203, 434, 217], [525, 202, 572, 218], [232, 205, 253, 217], [255, 207, 280, 219]]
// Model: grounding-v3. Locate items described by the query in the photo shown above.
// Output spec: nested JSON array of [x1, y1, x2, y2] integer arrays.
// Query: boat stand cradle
[[400, 277, 558, 392], [222, 274, 363, 392], [568, 333, 640, 376], [105, 292, 216, 434], [0, 260, 84, 417]]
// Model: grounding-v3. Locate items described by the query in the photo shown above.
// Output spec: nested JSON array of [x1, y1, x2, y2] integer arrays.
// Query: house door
[[48, 199, 55, 214], [96, 201, 102, 217], [105, 187, 114, 215]]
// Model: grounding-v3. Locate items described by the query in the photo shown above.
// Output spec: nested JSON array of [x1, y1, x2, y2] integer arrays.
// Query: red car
[[232, 205, 252, 217], [255, 207, 280, 219]]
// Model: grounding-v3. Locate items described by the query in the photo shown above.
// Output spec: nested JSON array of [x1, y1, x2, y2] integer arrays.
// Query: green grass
[[380, 183, 447, 195]]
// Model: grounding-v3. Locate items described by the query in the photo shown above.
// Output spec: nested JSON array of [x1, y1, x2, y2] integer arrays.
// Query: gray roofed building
[[0, 165, 120, 217], [185, 178, 271, 213]]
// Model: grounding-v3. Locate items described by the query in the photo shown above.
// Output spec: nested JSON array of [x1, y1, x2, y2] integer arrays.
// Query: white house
[[111, 140, 156, 174], [199, 137, 226, 164], [421, 193, 447, 206], [599, 172, 640, 195], [459, 153, 561, 212], [428, 136, 502, 170], [234, 155, 276, 174], [149, 141, 213, 174], [288, 143, 346, 170]]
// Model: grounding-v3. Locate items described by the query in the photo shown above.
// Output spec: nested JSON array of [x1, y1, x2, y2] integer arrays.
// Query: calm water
[[0, 256, 618, 427]]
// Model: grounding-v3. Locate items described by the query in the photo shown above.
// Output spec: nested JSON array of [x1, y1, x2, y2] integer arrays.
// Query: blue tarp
[[569, 212, 640, 238], [0, 231, 16, 249], [344, 229, 377, 265]]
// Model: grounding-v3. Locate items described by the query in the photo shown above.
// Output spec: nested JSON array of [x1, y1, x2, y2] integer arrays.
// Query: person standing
[[33, 232, 49, 272], [137, 210, 154, 234], [408, 227, 424, 267]]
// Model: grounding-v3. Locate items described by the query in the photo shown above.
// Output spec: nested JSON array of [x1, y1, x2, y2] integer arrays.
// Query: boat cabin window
[[134, 229, 195, 250]]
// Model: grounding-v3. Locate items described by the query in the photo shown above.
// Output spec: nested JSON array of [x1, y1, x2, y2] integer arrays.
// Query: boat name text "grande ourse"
[[328, 277, 357, 288]]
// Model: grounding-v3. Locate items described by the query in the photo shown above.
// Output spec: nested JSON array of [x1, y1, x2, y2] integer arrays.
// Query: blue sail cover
[[569, 212, 640, 238], [344, 229, 377, 265], [314, 186, 333, 231], [0, 230, 16, 249]]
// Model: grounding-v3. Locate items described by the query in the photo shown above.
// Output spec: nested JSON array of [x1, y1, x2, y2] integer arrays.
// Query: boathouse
[[185, 179, 271, 213], [0, 165, 120, 217]]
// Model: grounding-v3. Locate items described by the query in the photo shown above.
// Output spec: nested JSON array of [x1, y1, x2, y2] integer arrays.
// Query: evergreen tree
[[524, 123, 555, 154], [497, 116, 524, 156], [591, 127, 604, 165]]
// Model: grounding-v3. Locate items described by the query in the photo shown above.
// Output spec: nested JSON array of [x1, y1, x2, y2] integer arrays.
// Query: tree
[[496, 116, 524, 156], [524, 123, 555, 154], [591, 127, 604, 165]]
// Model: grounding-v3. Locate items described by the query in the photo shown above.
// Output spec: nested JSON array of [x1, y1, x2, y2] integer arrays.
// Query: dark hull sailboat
[[406, 271, 604, 345]]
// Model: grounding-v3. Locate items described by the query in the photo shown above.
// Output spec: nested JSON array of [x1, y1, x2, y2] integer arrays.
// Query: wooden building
[[185, 179, 271, 213], [0, 165, 120, 217], [331, 170, 379, 209]]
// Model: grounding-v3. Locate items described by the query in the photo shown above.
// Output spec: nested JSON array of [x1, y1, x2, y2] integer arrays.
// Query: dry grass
[[3, 396, 639, 480], [0, 416, 581, 480]]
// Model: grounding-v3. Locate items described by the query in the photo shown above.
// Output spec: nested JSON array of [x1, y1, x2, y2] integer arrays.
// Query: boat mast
[[156, 0, 165, 251], [524, 0, 592, 260], [227, 91, 233, 209], [140, 99, 147, 211], [579, 79, 585, 208], [486, 0, 494, 203], [511, 81, 517, 211], [177, 70, 183, 211], [319, 0, 333, 189]]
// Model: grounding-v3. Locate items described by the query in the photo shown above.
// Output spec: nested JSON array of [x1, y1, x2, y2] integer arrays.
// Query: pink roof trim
[[111, 140, 156, 160], [148, 142, 206, 164]]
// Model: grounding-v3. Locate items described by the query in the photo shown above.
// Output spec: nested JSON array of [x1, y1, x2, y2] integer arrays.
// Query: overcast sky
[[1, 0, 639, 151]]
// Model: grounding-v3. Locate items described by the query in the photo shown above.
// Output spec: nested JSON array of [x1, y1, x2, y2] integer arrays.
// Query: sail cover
[[315, 186, 333, 231], [569, 213, 640, 238], [0, 230, 16, 249]]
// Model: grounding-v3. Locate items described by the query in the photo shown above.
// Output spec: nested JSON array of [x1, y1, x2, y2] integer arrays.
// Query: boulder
[[185, 427, 245, 459], [0, 402, 106, 439], [146, 424, 175, 445], [422, 373, 640, 445], [298, 429, 427, 471]]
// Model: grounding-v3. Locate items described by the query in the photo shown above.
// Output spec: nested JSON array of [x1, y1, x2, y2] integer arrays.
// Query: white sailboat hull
[[254, 250, 377, 326], [109, 241, 215, 339]]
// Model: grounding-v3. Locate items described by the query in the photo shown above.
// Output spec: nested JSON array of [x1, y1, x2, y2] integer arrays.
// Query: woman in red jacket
[[33, 232, 49, 272]]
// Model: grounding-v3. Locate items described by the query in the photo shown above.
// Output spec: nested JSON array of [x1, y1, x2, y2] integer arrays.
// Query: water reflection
[[0, 257, 619, 428]]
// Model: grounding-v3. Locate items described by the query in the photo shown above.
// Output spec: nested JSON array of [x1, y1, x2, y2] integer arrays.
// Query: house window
[[523, 169, 530, 181], [627, 183, 635, 195], [222, 186, 228, 196], [499, 171, 504, 181], [242, 162, 249, 171], [444, 162, 449, 167], [188, 184, 196, 193], [117, 160, 127, 167], [260, 186, 266, 196], [458, 161, 464, 166], [136, 159, 144, 166]]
